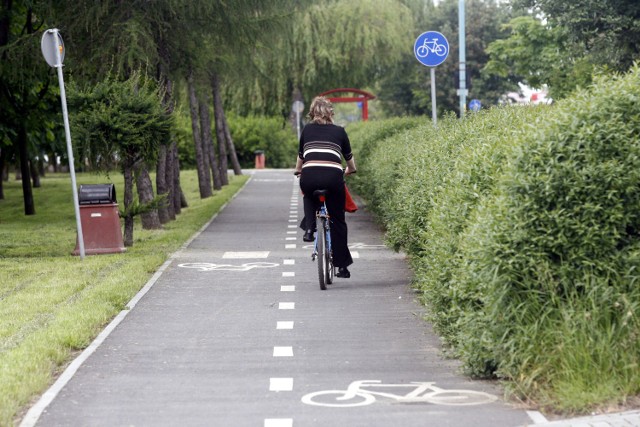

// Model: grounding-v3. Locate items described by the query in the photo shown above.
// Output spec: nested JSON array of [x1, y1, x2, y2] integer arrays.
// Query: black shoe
[[336, 267, 351, 278], [303, 230, 314, 242]]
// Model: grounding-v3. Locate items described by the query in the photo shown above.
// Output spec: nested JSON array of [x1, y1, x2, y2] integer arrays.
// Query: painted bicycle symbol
[[416, 38, 448, 58], [302, 242, 386, 250], [178, 262, 279, 272], [301, 380, 498, 407]]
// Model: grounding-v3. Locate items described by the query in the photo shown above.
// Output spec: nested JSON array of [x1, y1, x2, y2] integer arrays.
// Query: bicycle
[[301, 380, 498, 407], [294, 169, 355, 290], [311, 189, 334, 290], [416, 38, 448, 58]]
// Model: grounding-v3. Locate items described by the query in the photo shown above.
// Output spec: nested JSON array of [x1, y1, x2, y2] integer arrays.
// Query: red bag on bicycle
[[345, 184, 358, 213]]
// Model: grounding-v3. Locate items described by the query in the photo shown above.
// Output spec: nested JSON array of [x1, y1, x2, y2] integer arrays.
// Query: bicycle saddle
[[313, 189, 329, 197]]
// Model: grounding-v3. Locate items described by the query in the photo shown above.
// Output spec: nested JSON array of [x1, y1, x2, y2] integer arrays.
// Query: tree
[[483, 15, 594, 99], [69, 73, 171, 246], [377, 0, 519, 117], [514, 0, 640, 72], [226, 0, 414, 116], [0, 1, 56, 214]]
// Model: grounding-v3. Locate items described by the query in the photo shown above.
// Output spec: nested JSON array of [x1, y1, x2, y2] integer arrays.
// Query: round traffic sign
[[469, 99, 481, 112], [292, 100, 305, 113], [41, 29, 64, 67], [414, 31, 449, 67]]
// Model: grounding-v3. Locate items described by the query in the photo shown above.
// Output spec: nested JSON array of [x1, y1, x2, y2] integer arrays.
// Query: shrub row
[[348, 65, 640, 413]]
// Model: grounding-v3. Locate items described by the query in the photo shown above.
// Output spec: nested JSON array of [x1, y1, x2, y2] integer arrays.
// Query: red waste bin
[[254, 150, 265, 169], [72, 184, 126, 256]]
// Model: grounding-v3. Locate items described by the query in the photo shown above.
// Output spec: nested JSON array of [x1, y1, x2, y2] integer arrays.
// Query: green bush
[[227, 114, 298, 168], [411, 107, 549, 348], [456, 66, 640, 410], [347, 116, 423, 221], [349, 65, 640, 413]]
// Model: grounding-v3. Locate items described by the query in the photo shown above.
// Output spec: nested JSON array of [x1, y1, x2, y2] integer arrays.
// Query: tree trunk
[[156, 50, 173, 223], [211, 73, 229, 186], [172, 142, 183, 214], [188, 71, 212, 198], [155, 144, 170, 224], [200, 95, 222, 190], [165, 141, 177, 220], [135, 161, 162, 229], [30, 159, 40, 188], [222, 109, 242, 175], [17, 123, 35, 215], [123, 162, 135, 247], [37, 152, 45, 177], [0, 148, 5, 200], [180, 186, 188, 208], [198, 95, 216, 190]]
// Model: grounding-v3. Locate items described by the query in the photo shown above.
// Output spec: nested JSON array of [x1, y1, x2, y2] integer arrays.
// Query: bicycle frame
[[337, 380, 436, 401]]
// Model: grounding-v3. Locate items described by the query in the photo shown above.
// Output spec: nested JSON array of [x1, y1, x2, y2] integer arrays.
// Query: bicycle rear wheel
[[325, 227, 334, 285], [317, 216, 327, 290]]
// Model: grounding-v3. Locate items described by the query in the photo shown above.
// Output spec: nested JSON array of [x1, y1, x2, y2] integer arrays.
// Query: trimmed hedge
[[348, 65, 640, 413]]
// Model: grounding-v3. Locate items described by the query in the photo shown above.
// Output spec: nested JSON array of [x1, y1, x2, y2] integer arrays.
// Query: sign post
[[41, 29, 85, 259], [414, 31, 449, 126], [292, 100, 304, 140]]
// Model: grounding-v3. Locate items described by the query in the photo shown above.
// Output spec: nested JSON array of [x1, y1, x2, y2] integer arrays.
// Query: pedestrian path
[[520, 410, 640, 427], [22, 169, 629, 427]]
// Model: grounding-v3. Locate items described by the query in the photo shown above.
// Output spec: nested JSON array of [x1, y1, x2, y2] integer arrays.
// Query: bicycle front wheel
[[317, 216, 327, 290], [425, 389, 497, 406]]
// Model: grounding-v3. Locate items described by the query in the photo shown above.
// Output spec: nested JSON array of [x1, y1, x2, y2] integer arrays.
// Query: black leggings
[[300, 167, 353, 268]]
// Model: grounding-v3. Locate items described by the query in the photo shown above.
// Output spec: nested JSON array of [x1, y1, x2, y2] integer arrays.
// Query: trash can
[[72, 184, 126, 255], [254, 150, 265, 169]]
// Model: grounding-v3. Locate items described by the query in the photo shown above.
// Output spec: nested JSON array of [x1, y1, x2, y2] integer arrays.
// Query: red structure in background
[[317, 88, 376, 121]]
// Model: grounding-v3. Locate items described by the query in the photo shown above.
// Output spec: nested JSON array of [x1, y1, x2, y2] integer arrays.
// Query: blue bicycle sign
[[414, 31, 449, 67]]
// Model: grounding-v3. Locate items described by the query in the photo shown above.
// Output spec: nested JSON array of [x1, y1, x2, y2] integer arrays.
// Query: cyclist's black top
[[298, 123, 353, 172]]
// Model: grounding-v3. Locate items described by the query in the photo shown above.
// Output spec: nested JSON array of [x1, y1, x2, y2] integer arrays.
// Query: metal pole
[[296, 110, 301, 140], [52, 29, 85, 259], [430, 67, 437, 127], [458, 0, 467, 118]]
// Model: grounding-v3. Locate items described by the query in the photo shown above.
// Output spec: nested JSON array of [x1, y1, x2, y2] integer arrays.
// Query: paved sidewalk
[[521, 410, 640, 427], [20, 169, 637, 427]]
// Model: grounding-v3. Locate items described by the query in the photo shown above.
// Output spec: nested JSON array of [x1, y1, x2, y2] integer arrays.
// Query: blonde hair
[[307, 96, 334, 124]]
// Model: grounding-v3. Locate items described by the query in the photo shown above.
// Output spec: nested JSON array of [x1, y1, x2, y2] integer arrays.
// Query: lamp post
[[457, 0, 468, 118]]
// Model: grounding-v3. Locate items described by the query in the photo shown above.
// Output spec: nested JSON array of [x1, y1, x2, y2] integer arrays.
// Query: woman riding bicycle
[[294, 96, 356, 278]]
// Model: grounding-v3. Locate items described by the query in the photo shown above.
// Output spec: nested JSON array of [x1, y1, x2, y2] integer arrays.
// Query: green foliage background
[[348, 65, 640, 413], [227, 115, 298, 169]]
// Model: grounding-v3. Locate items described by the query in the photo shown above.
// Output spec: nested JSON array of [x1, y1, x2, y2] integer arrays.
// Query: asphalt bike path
[[27, 169, 535, 427]]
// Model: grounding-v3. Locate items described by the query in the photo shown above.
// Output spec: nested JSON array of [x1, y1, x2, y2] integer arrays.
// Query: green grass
[[0, 170, 249, 426]]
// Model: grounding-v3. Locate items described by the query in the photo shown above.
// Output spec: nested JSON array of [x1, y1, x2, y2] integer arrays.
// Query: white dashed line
[[352, 251, 359, 259], [279, 302, 295, 310], [264, 419, 293, 427], [282, 272, 294, 277], [273, 346, 293, 357], [285, 237, 296, 241], [223, 251, 269, 259], [288, 225, 296, 228], [269, 378, 294, 391], [285, 244, 296, 249], [277, 321, 294, 330], [280, 285, 295, 292], [283, 259, 294, 265]]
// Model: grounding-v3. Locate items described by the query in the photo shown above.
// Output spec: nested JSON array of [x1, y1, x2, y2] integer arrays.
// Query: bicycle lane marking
[[300, 380, 498, 408], [264, 177, 300, 427]]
